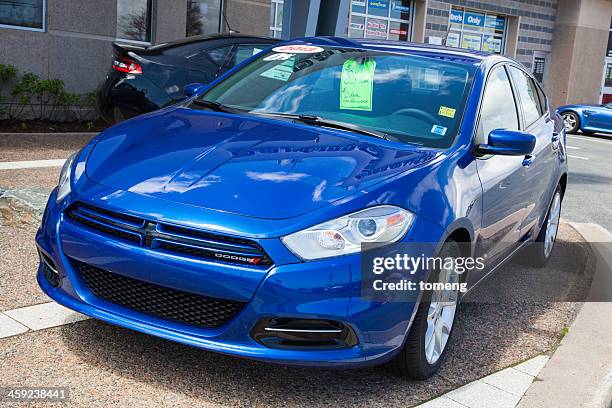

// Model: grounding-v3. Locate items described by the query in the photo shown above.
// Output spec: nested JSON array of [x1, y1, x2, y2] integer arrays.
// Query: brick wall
[[424, 0, 558, 69]]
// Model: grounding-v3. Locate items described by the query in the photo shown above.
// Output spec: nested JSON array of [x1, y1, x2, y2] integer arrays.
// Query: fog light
[[39, 250, 60, 287], [251, 318, 358, 349]]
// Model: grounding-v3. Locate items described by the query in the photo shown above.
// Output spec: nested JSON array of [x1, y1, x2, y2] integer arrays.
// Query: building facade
[[0, 0, 610, 109]]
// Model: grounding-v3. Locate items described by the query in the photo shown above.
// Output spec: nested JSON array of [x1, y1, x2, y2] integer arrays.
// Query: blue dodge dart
[[36, 37, 567, 379]]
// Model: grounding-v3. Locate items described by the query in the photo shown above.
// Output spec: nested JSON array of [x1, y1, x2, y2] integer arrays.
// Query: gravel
[[0, 167, 62, 189], [0, 133, 94, 162], [0, 224, 49, 310]]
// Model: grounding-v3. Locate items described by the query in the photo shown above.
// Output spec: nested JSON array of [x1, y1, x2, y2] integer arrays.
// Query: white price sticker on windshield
[[263, 53, 295, 61]]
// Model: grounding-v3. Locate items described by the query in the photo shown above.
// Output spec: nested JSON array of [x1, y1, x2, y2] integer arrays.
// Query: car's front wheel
[[561, 112, 580, 134], [385, 240, 462, 379]]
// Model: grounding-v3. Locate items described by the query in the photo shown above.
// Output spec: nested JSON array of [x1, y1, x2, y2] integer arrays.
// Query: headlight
[[282, 205, 414, 260], [56, 152, 76, 203]]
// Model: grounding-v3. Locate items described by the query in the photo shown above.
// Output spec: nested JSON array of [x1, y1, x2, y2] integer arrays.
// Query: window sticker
[[260, 58, 295, 81], [264, 53, 295, 61], [446, 32, 460, 48], [438, 106, 456, 118], [431, 125, 447, 136], [340, 58, 377, 111], [252, 48, 262, 55], [272, 45, 325, 54]]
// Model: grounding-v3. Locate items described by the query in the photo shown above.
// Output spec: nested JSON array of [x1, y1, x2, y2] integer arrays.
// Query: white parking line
[[1, 302, 89, 335], [567, 135, 612, 145], [565, 146, 579, 150], [0, 159, 66, 170], [567, 154, 589, 160], [417, 356, 550, 408]]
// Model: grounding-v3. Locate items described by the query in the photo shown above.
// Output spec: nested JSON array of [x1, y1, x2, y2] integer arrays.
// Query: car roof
[[289, 36, 497, 66], [148, 33, 280, 52]]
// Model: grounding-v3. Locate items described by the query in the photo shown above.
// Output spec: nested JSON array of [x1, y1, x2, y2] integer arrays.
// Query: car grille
[[65, 203, 273, 267], [75, 260, 245, 328]]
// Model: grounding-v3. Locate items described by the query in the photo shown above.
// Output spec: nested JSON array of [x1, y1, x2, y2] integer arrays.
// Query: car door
[[506, 65, 558, 238], [473, 65, 534, 274], [584, 103, 612, 130]]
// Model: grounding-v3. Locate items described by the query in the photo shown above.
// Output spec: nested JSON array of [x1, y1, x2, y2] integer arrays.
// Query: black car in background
[[97, 34, 280, 123]]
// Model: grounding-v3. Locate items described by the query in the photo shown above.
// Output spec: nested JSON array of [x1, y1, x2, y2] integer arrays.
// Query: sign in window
[[348, 0, 413, 42], [446, 7, 506, 55]]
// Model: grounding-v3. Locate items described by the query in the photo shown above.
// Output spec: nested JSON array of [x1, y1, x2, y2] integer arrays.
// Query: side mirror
[[184, 82, 207, 98], [476, 129, 536, 156]]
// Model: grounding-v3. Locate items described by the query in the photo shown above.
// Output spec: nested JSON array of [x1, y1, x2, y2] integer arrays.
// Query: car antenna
[[223, 11, 240, 34]]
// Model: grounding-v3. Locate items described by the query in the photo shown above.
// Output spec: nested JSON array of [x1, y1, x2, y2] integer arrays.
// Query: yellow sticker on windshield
[[340, 58, 377, 111], [438, 106, 456, 118]]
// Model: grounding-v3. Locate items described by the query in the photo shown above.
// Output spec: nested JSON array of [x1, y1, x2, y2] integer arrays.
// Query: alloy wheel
[[562, 113, 576, 131], [425, 265, 460, 364], [544, 191, 561, 258]]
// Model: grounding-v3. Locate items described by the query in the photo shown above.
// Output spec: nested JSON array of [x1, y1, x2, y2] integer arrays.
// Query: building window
[[0, 0, 45, 31], [269, 0, 283, 38], [186, 0, 222, 37], [348, 0, 413, 41], [447, 7, 506, 54], [117, 0, 153, 43], [532, 52, 547, 83]]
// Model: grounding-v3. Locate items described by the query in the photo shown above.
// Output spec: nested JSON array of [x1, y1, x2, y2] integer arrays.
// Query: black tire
[[385, 240, 462, 379], [561, 111, 580, 134], [526, 185, 563, 268]]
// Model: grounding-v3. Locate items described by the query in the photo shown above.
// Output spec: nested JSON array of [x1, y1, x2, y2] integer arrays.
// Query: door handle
[[522, 154, 536, 167]]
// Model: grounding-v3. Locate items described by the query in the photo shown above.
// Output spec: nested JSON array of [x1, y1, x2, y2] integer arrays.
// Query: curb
[[517, 222, 612, 408]]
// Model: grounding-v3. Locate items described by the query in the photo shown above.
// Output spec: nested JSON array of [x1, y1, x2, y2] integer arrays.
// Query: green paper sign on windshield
[[340, 58, 377, 111]]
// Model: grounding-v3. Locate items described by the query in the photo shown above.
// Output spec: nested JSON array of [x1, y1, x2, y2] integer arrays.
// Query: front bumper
[[36, 187, 439, 368]]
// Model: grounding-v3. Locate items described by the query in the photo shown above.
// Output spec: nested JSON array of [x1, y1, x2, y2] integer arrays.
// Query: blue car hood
[[86, 109, 438, 219]]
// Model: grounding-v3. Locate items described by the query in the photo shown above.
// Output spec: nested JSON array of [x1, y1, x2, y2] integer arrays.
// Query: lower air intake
[[75, 260, 245, 328]]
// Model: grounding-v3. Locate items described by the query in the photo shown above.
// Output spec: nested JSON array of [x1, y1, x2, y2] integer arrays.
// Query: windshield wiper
[[191, 99, 242, 114], [252, 112, 390, 140]]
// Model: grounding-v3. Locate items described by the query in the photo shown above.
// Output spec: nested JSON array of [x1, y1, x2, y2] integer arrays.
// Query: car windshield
[[196, 45, 476, 148]]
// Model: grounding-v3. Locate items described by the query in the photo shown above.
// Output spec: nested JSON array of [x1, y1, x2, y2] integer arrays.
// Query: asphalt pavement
[[562, 133, 612, 231]]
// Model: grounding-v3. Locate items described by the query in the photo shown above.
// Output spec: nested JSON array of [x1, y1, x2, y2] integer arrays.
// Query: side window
[[475, 66, 520, 145], [535, 83, 548, 116], [231, 45, 268, 67], [508, 66, 542, 127], [206, 45, 234, 66]]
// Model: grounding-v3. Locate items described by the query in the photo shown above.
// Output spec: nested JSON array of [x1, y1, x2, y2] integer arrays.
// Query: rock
[[0, 188, 51, 227]]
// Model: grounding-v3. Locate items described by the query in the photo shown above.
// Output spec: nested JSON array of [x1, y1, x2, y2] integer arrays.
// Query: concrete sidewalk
[[518, 223, 612, 408]]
